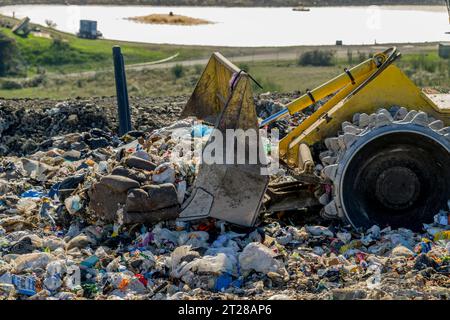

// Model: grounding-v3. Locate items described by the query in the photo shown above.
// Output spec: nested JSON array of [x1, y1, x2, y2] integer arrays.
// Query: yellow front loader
[[179, 48, 450, 231]]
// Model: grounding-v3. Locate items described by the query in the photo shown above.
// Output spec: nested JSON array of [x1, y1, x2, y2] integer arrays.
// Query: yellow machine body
[[281, 65, 450, 169], [180, 48, 450, 227]]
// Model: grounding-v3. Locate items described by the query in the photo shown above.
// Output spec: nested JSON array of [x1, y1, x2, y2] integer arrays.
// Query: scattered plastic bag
[[239, 242, 281, 275], [152, 163, 176, 184], [64, 195, 82, 215]]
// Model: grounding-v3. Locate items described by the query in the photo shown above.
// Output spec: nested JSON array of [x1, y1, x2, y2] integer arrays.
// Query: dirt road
[[37, 42, 440, 80]]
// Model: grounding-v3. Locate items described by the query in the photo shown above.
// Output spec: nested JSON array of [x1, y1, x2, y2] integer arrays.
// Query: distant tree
[[45, 19, 57, 29], [0, 32, 24, 76], [298, 50, 335, 67]]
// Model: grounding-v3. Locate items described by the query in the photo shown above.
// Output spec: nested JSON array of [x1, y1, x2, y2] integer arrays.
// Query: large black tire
[[318, 107, 450, 231]]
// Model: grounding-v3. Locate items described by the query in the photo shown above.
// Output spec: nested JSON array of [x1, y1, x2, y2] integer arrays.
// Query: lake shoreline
[[0, 1, 444, 8], [1, 11, 442, 50], [1, 5, 447, 47]]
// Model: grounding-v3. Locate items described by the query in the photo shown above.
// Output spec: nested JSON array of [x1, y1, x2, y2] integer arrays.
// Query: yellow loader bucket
[[179, 53, 269, 227]]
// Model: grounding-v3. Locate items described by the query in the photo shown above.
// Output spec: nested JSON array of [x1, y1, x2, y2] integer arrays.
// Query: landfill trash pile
[[0, 94, 449, 300], [0, 93, 307, 157], [256, 91, 331, 139], [0, 96, 187, 157]]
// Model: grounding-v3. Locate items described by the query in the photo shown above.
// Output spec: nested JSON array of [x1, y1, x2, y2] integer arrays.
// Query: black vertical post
[[113, 45, 132, 136]]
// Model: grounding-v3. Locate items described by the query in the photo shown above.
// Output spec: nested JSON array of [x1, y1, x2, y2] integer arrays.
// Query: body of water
[[0, 5, 448, 46]]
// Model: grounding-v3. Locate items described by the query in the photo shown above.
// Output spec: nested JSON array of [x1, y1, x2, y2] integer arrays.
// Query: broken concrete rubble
[[126, 184, 179, 213], [124, 184, 179, 224], [89, 175, 140, 222], [125, 156, 156, 171]]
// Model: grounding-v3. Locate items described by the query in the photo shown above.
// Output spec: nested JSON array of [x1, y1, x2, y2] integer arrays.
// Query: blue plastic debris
[[212, 234, 229, 248], [214, 273, 242, 292], [20, 189, 45, 199], [191, 124, 213, 138], [231, 277, 243, 289], [214, 273, 233, 292], [414, 241, 433, 254], [48, 182, 61, 199], [80, 256, 99, 269], [12, 275, 36, 296], [76, 162, 90, 171]]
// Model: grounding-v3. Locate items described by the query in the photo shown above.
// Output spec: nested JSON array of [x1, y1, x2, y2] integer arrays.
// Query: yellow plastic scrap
[[348, 265, 360, 273], [339, 240, 362, 255], [291, 252, 302, 260], [434, 230, 450, 241], [112, 223, 121, 238]]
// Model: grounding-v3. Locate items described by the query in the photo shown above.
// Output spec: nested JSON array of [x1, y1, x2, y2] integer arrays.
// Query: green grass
[[1, 50, 448, 100], [397, 52, 450, 89], [0, 60, 345, 99], [0, 66, 201, 99], [0, 27, 179, 74], [247, 60, 342, 93]]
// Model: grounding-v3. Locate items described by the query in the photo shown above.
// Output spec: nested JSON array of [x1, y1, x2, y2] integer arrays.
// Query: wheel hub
[[375, 166, 420, 210]]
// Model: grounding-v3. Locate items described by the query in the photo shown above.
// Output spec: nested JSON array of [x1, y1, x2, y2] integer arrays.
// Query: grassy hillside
[[0, 13, 262, 76], [1, 48, 448, 99], [0, 14, 314, 76], [0, 11, 447, 100], [0, 27, 175, 74], [0, 0, 443, 7]]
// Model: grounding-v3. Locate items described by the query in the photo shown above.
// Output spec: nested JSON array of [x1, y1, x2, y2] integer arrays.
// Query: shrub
[[23, 74, 47, 88], [407, 54, 439, 73], [45, 19, 57, 28], [36, 66, 46, 75], [238, 63, 250, 72], [298, 50, 335, 66], [357, 51, 368, 63], [171, 64, 184, 79], [0, 32, 25, 76], [347, 50, 353, 64], [27, 36, 103, 67], [1, 80, 23, 90]]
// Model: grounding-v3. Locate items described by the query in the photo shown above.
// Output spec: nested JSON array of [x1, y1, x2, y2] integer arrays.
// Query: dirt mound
[[128, 13, 212, 25]]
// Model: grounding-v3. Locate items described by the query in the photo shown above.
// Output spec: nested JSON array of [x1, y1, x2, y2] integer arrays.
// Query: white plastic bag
[[152, 163, 176, 184]]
